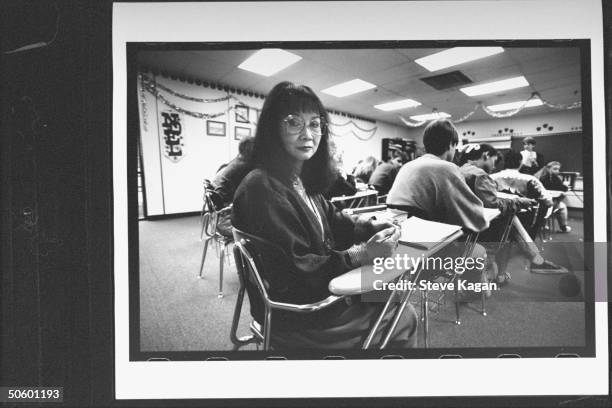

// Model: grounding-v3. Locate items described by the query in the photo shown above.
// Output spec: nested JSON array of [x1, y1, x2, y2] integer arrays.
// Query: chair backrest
[[232, 228, 294, 322], [559, 172, 579, 190]]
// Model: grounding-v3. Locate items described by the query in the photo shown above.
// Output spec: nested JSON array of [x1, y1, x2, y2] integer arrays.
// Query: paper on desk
[[399, 217, 461, 249]]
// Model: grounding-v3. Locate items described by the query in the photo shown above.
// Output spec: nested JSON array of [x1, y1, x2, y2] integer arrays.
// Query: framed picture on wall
[[206, 120, 226, 136], [234, 126, 251, 140], [235, 105, 249, 123]]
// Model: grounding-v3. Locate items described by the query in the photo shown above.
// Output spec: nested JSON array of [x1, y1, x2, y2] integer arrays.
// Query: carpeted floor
[[138, 214, 586, 352]]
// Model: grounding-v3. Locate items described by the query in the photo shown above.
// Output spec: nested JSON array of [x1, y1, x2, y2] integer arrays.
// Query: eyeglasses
[[282, 114, 325, 136]]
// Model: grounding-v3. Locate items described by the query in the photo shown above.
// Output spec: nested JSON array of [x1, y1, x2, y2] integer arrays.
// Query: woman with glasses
[[232, 81, 417, 349]]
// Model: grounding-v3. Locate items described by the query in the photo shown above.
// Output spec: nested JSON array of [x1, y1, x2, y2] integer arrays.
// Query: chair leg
[[263, 309, 272, 351], [229, 273, 255, 350], [454, 279, 461, 325], [481, 270, 487, 317], [218, 241, 226, 298], [200, 212, 208, 240], [198, 237, 212, 279], [422, 289, 429, 348]]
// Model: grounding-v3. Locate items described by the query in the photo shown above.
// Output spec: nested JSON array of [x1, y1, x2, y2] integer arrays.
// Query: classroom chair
[[230, 228, 346, 351], [198, 186, 234, 298]]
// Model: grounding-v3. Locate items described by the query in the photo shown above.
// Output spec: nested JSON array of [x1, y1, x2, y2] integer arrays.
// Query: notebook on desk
[[398, 217, 462, 250]]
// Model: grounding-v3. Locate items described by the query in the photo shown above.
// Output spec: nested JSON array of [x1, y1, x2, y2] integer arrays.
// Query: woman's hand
[[370, 218, 395, 234], [365, 226, 401, 261]]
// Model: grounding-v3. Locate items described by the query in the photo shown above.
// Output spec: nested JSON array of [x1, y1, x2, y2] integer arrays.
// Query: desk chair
[[230, 228, 346, 350], [198, 188, 233, 298], [200, 180, 215, 240], [559, 172, 579, 190]]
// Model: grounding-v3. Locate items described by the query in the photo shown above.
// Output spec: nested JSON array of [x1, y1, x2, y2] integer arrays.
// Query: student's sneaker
[[559, 225, 572, 233], [530, 260, 569, 274]]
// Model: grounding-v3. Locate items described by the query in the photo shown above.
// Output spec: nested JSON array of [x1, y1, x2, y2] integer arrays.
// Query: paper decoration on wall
[[328, 119, 378, 141], [399, 92, 581, 129], [139, 78, 149, 132], [160, 110, 185, 162]]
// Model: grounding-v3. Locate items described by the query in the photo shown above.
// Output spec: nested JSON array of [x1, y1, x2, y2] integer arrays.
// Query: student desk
[[329, 207, 500, 349], [330, 189, 378, 209], [329, 223, 464, 349]]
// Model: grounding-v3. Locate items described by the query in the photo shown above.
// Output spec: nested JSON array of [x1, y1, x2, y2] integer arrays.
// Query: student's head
[[459, 143, 498, 173], [522, 136, 536, 151], [237, 136, 255, 161], [422, 119, 459, 161], [503, 150, 523, 169], [388, 144, 409, 166], [547, 161, 562, 175], [353, 156, 378, 182], [253, 81, 334, 193], [535, 161, 562, 179]]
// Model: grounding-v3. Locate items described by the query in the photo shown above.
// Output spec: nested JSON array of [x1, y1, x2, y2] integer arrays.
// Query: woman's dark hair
[[422, 119, 459, 155], [252, 81, 334, 194], [503, 150, 523, 169], [458, 143, 498, 165]]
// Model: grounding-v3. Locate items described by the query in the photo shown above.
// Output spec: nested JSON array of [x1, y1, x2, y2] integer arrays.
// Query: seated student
[[387, 119, 489, 293], [459, 144, 534, 215], [388, 119, 488, 232], [459, 144, 567, 276], [534, 161, 572, 232], [492, 150, 553, 238], [324, 149, 358, 200], [232, 81, 418, 349], [212, 136, 255, 207], [368, 144, 408, 195], [352, 155, 378, 186], [518, 136, 544, 175]]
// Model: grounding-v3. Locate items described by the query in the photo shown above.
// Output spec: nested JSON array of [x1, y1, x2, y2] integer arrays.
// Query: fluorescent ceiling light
[[374, 99, 421, 111], [487, 98, 543, 112], [238, 49, 302, 76], [321, 79, 376, 97], [460, 76, 529, 97], [410, 112, 451, 121], [415, 47, 505, 72]]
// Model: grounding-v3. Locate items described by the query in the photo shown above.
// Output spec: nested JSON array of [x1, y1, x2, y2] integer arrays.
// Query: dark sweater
[[212, 156, 253, 206], [232, 168, 374, 329], [368, 162, 400, 194], [538, 173, 568, 192]]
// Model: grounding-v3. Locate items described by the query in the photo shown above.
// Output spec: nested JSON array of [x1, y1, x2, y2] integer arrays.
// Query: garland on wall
[[139, 73, 379, 140], [398, 92, 582, 128]]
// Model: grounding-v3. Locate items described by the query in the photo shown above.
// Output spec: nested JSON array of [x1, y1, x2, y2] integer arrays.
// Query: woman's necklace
[[291, 175, 306, 197]]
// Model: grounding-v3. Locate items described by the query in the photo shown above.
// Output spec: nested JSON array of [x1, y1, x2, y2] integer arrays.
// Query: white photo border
[[113, 0, 608, 399]]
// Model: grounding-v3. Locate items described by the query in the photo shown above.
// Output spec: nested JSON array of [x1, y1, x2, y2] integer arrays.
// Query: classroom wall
[[137, 72, 413, 216], [400, 110, 584, 171]]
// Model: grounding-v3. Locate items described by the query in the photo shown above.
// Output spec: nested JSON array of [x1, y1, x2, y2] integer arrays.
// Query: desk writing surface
[[496, 191, 518, 200], [330, 189, 377, 202], [548, 190, 564, 199], [328, 230, 463, 296], [483, 207, 501, 223]]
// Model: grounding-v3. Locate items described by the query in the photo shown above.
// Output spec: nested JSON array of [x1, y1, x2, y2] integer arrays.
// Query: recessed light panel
[[238, 49, 302, 77], [321, 79, 376, 97], [374, 99, 421, 111], [409, 112, 451, 121], [460, 76, 529, 97], [416, 47, 505, 72]]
